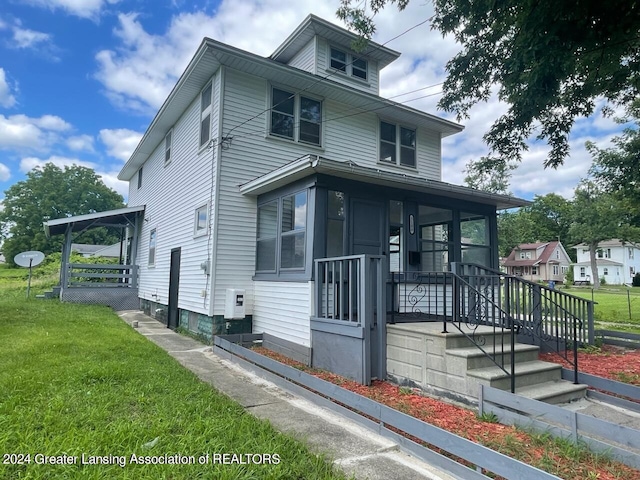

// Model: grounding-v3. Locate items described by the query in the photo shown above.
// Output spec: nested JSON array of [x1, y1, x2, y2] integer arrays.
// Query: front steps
[[387, 322, 587, 405]]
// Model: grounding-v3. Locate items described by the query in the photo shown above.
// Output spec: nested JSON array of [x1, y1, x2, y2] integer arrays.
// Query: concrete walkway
[[118, 311, 457, 480]]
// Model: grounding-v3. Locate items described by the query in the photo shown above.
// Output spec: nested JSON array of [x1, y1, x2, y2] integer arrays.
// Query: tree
[[0, 164, 125, 266], [464, 156, 514, 195], [568, 182, 639, 289], [337, 0, 640, 171]]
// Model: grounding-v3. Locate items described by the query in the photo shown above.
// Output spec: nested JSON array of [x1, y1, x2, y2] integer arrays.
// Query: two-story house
[[503, 241, 571, 284], [573, 240, 640, 285], [106, 14, 528, 376]]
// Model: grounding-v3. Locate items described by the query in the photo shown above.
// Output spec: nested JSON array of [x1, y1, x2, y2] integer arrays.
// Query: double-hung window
[[270, 87, 322, 146], [256, 190, 308, 274], [200, 82, 212, 148], [379, 120, 416, 168], [329, 47, 368, 81], [137, 166, 143, 189]]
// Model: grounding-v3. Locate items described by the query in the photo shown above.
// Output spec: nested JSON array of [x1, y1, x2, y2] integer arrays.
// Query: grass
[[0, 278, 346, 480], [560, 285, 640, 325]]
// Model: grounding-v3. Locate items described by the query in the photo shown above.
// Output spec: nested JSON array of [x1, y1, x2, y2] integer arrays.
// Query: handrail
[[66, 263, 138, 288]]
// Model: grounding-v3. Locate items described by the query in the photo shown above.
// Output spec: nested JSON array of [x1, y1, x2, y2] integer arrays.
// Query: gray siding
[[288, 38, 316, 74], [213, 68, 443, 316], [128, 71, 220, 315], [253, 281, 311, 346]]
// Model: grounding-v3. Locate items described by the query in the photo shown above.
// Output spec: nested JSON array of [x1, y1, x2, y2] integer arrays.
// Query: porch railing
[[391, 263, 596, 392], [65, 263, 138, 288]]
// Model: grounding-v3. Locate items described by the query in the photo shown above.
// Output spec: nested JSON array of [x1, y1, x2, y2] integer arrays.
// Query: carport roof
[[43, 205, 145, 238]]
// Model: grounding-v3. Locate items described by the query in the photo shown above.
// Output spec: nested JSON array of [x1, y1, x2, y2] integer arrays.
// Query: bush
[[600, 276, 607, 286], [633, 272, 640, 287]]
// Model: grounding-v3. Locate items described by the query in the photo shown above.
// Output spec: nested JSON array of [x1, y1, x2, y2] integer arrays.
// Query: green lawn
[[560, 285, 640, 326], [0, 281, 346, 480]]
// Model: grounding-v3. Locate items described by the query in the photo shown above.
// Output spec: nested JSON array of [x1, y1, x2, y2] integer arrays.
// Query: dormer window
[[329, 46, 368, 81]]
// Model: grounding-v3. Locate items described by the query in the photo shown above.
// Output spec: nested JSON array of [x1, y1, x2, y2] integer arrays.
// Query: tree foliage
[[0, 164, 125, 266], [337, 0, 640, 170]]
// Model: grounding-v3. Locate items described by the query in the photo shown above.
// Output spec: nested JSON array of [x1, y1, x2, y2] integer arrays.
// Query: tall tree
[[0, 164, 125, 266], [337, 0, 640, 171], [569, 182, 639, 289]]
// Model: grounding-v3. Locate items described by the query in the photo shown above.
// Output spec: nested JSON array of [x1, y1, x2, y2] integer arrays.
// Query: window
[[137, 166, 143, 189], [164, 129, 172, 165], [461, 212, 491, 267], [200, 82, 212, 148], [194, 204, 208, 237], [329, 47, 368, 81], [580, 267, 586, 278], [603, 267, 609, 275], [556, 250, 560, 259], [326, 190, 345, 257], [632, 267, 636, 276], [379, 121, 416, 168], [419, 206, 452, 272], [389, 200, 403, 273], [532, 266, 538, 275], [553, 265, 559, 275], [562, 266, 569, 273], [597, 248, 611, 259], [519, 251, 532, 259], [256, 190, 308, 273], [629, 248, 635, 259], [148, 229, 156, 266], [270, 87, 322, 146]]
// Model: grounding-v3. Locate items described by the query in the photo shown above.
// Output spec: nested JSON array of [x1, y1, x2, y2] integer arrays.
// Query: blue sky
[[0, 0, 626, 204]]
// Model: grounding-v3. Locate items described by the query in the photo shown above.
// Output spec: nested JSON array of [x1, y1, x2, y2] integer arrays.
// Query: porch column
[[129, 212, 141, 288], [59, 223, 73, 297]]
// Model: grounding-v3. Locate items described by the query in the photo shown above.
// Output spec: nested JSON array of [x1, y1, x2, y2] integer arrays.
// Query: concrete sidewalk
[[118, 310, 457, 480]]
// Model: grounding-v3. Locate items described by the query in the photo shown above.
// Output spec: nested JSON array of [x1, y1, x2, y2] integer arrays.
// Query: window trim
[[328, 45, 368, 82], [194, 203, 209, 238], [164, 129, 173, 166], [148, 228, 157, 267], [378, 119, 417, 169], [268, 86, 323, 147]]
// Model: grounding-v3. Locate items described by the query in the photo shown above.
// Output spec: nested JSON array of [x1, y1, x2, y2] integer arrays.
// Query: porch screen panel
[[256, 201, 277, 272], [389, 200, 403, 273], [418, 206, 452, 272], [460, 212, 490, 267]]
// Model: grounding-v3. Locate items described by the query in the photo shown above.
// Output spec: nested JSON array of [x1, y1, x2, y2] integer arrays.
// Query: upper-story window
[[164, 129, 172, 165], [200, 82, 212, 148], [519, 251, 532, 259], [597, 248, 611, 259], [137, 166, 143, 190], [329, 47, 368, 81], [379, 120, 416, 168], [270, 87, 322, 146], [629, 247, 635, 259]]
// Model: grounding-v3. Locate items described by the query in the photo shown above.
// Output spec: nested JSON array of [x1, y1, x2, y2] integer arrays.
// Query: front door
[[168, 247, 181, 329], [350, 198, 385, 380]]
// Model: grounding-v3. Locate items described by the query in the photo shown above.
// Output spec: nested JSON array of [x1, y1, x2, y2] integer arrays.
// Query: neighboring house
[[503, 241, 571, 284], [573, 239, 640, 285], [0, 253, 5, 263], [71, 243, 110, 257], [46, 15, 528, 381]]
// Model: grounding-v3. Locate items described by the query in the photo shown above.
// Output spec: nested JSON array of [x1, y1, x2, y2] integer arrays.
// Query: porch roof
[[239, 155, 529, 209], [43, 205, 146, 237]]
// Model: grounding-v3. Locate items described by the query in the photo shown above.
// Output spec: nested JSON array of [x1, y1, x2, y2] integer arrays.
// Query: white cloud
[[0, 113, 71, 150], [12, 26, 51, 49], [22, 0, 121, 20], [99, 128, 142, 161], [0, 162, 10, 181], [66, 134, 95, 152], [99, 170, 129, 198], [19, 155, 97, 173], [0, 68, 17, 108]]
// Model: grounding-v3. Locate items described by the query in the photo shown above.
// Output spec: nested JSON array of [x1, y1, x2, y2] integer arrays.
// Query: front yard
[[0, 283, 345, 480]]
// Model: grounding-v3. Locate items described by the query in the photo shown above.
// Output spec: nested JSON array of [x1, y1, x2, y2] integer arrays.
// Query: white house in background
[[110, 14, 525, 373], [502, 241, 571, 284], [573, 239, 640, 285]]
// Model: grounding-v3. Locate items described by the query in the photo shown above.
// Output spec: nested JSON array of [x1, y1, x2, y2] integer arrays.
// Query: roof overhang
[[240, 155, 529, 210], [119, 37, 463, 182], [43, 205, 146, 238], [270, 14, 401, 69]]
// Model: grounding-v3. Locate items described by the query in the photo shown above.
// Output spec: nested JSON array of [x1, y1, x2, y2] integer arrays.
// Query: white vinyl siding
[[287, 38, 316, 74], [127, 71, 221, 314], [253, 281, 311, 346]]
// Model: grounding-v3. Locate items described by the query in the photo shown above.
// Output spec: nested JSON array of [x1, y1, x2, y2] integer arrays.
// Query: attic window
[[329, 46, 368, 81], [164, 129, 172, 165]]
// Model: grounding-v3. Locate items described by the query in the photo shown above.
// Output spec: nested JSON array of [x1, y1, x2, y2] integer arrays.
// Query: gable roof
[[270, 14, 401, 69], [118, 18, 463, 182], [573, 239, 640, 249], [503, 241, 567, 267]]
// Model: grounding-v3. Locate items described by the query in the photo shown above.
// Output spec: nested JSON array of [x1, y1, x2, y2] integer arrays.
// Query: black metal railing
[[390, 263, 596, 392]]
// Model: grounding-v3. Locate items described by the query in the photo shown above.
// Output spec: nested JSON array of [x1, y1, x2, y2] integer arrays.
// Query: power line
[[222, 17, 432, 140]]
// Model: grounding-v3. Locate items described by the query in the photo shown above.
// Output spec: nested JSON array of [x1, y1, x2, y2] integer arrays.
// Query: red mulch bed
[[253, 346, 640, 480], [540, 345, 640, 385]]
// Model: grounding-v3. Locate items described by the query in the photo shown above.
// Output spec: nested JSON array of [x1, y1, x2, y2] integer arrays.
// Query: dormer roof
[[270, 14, 401, 69]]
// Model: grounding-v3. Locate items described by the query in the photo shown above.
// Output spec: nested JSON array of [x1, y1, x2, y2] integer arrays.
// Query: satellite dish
[[14, 251, 45, 268]]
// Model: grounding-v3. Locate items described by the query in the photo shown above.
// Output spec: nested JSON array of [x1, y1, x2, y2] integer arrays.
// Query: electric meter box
[[224, 289, 246, 319]]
